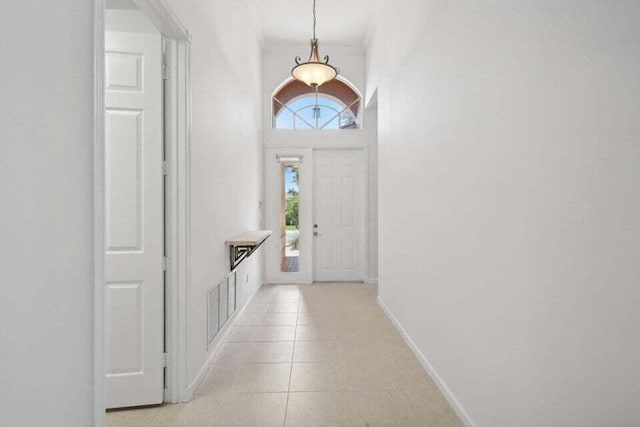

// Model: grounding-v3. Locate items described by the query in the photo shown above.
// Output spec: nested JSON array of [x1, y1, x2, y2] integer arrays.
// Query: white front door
[[313, 150, 365, 282], [105, 30, 165, 408]]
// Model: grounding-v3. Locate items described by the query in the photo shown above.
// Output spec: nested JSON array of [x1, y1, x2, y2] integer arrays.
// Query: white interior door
[[313, 150, 365, 282], [105, 30, 164, 408]]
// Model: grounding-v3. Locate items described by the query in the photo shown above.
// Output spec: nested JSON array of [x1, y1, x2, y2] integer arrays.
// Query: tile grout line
[[223, 341, 249, 419], [109, 285, 455, 426], [282, 289, 301, 427], [229, 293, 279, 411]]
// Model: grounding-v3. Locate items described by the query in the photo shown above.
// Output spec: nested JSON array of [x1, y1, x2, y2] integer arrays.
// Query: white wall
[[367, 1, 640, 426], [0, 1, 96, 425], [105, 9, 157, 33], [166, 0, 265, 389]]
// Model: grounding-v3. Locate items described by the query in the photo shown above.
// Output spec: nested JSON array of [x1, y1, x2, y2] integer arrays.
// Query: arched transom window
[[273, 79, 361, 130]]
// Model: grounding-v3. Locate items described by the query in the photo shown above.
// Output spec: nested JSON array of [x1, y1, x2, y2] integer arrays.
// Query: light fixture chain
[[291, 0, 338, 87], [313, 0, 317, 39]]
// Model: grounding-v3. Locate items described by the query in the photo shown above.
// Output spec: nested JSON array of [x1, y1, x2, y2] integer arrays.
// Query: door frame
[[264, 147, 315, 284], [264, 147, 369, 284], [94, 1, 192, 424]]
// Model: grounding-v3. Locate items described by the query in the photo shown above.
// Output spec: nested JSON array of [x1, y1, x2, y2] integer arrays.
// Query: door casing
[[264, 147, 369, 284], [265, 147, 314, 284]]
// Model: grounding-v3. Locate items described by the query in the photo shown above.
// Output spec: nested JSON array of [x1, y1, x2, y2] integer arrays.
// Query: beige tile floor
[[107, 283, 462, 427]]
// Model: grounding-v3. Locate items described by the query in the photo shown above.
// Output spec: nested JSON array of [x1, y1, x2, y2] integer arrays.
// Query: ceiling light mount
[[291, 0, 339, 88]]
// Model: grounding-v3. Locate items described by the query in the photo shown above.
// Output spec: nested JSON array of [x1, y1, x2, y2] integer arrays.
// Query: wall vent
[[207, 271, 237, 347]]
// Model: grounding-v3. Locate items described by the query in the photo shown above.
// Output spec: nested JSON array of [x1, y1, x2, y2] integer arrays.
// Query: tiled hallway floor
[[107, 283, 462, 426]]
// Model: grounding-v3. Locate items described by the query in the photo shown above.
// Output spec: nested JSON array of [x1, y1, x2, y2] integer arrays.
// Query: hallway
[[107, 283, 461, 426]]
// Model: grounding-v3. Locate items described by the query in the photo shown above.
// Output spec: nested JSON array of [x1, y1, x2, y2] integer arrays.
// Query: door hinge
[[162, 63, 171, 80], [162, 160, 169, 176], [162, 352, 169, 367], [162, 256, 169, 271]]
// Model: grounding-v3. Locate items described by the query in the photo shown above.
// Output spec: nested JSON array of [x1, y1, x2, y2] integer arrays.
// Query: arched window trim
[[274, 92, 358, 130], [271, 75, 363, 101], [272, 76, 362, 130]]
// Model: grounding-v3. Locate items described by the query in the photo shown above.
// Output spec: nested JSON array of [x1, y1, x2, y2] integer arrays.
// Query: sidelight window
[[280, 163, 300, 272]]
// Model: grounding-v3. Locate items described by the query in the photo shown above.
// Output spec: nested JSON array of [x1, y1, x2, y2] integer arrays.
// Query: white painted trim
[[377, 297, 478, 427], [364, 97, 378, 282], [264, 147, 314, 285], [132, 0, 190, 41], [183, 280, 266, 400], [163, 37, 192, 404], [270, 75, 363, 99], [364, 279, 378, 285], [93, 0, 106, 425], [179, 38, 193, 405], [363, 145, 370, 282], [264, 135, 369, 150]]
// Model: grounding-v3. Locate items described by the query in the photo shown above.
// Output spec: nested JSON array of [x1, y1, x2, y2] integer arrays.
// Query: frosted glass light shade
[[292, 63, 337, 87], [292, 39, 338, 87]]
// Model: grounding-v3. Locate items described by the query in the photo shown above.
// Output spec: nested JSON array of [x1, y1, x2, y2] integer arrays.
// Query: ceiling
[[250, 0, 378, 46], [105, 0, 376, 46]]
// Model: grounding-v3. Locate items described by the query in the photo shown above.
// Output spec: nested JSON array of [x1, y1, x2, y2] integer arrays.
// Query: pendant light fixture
[[291, 0, 339, 88]]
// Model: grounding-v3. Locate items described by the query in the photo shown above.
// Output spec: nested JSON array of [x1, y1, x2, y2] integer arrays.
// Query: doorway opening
[[104, 2, 165, 410], [265, 152, 309, 283], [97, 0, 191, 421], [281, 163, 300, 272]]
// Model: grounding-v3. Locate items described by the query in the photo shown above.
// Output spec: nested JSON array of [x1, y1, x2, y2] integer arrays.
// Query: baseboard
[[182, 280, 265, 401], [377, 297, 477, 427], [364, 278, 378, 285]]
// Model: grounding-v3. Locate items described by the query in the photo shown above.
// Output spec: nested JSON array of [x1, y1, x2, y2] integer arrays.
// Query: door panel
[[105, 30, 164, 409], [313, 150, 364, 282], [106, 109, 143, 251], [106, 282, 143, 374]]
